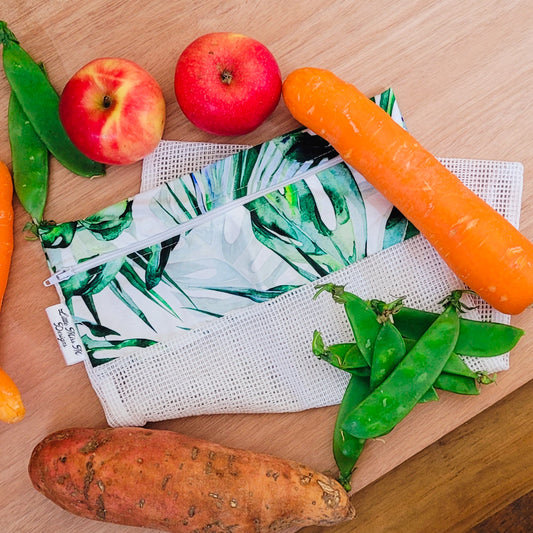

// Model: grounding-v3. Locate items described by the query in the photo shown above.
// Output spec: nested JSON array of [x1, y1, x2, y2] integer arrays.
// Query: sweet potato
[[28, 426, 356, 532]]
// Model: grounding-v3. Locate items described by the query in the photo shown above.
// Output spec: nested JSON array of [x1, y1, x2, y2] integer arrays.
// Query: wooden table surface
[[1, 1, 532, 531]]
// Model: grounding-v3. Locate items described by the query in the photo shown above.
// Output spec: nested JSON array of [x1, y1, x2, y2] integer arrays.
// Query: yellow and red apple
[[59, 58, 166, 166], [174, 33, 282, 136]]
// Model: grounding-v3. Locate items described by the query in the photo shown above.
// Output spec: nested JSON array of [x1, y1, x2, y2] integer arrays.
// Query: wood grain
[[470, 489, 533, 532], [1, 1, 532, 532]]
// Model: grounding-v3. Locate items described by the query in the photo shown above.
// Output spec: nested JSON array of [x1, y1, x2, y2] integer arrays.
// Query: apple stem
[[103, 95, 112, 108], [220, 69, 233, 85]]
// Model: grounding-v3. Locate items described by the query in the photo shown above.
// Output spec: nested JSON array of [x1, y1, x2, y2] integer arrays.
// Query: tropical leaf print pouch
[[39, 90, 525, 426]]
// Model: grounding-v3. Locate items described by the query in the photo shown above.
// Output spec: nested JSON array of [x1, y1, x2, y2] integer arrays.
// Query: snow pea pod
[[419, 386, 439, 403], [371, 321, 440, 403], [8, 67, 48, 222], [442, 351, 478, 378], [393, 306, 523, 357], [403, 338, 478, 379], [320, 327, 478, 381], [333, 374, 369, 491], [342, 304, 460, 439], [370, 320, 406, 389], [0, 22, 105, 178], [344, 296, 380, 366], [434, 372, 479, 395], [312, 331, 368, 372], [317, 336, 451, 400]]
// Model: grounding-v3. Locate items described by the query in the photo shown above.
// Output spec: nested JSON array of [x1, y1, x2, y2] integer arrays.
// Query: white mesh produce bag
[[39, 90, 525, 427], [81, 154, 524, 427]]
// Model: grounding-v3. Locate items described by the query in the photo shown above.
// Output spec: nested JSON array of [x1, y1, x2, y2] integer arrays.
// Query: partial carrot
[[0, 161, 24, 423], [282, 68, 533, 315], [0, 160, 13, 309], [0, 366, 25, 423]]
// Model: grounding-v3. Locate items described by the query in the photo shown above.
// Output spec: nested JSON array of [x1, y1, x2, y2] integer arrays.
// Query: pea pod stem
[[314, 283, 357, 304]]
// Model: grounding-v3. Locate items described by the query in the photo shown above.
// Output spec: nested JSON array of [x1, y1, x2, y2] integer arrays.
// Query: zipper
[[44, 155, 344, 287]]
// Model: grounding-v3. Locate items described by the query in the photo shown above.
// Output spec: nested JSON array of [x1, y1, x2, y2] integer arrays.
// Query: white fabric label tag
[[46, 304, 87, 365]]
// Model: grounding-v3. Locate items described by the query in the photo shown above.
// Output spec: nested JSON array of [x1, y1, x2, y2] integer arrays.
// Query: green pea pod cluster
[[313, 284, 524, 491], [0, 21, 106, 223]]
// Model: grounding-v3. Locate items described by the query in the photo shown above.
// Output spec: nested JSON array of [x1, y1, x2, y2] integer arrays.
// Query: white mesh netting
[[84, 141, 524, 427], [141, 139, 250, 191]]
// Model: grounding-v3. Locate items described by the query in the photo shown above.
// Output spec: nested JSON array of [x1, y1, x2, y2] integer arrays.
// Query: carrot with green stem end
[[282, 68, 533, 315]]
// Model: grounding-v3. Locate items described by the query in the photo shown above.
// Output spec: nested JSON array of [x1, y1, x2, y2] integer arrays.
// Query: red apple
[[174, 32, 282, 136], [59, 58, 166, 166]]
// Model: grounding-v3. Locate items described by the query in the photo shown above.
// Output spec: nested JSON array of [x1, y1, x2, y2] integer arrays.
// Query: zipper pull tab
[[44, 268, 74, 287]]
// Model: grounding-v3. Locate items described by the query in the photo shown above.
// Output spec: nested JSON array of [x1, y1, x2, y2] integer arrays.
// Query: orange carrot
[[0, 161, 23, 423], [0, 160, 13, 310], [282, 68, 533, 315], [0, 366, 25, 423]]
